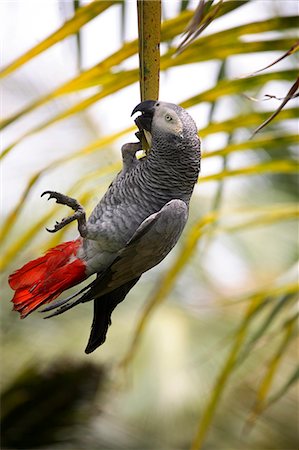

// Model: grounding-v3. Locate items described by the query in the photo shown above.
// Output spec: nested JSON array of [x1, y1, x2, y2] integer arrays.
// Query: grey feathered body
[[37, 101, 201, 353], [79, 121, 200, 275]]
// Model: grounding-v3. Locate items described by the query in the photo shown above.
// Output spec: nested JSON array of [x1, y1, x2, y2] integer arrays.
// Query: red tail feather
[[9, 238, 87, 318]]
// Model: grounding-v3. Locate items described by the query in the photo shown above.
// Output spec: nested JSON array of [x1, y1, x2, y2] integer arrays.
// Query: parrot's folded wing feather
[[41, 283, 91, 313]]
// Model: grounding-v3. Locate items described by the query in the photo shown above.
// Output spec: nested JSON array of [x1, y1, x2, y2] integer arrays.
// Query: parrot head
[[132, 100, 198, 148]]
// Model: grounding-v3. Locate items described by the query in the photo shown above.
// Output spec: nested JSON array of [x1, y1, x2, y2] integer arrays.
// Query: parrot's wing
[[93, 198, 188, 291], [43, 199, 188, 351], [85, 198, 188, 353]]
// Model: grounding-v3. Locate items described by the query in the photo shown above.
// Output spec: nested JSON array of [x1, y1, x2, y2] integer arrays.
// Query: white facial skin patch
[[153, 105, 184, 137]]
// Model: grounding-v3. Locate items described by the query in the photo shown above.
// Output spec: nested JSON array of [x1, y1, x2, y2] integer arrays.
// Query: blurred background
[[1, 1, 298, 449]]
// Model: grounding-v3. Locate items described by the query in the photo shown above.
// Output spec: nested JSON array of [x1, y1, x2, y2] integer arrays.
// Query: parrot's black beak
[[131, 100, 156, 133]]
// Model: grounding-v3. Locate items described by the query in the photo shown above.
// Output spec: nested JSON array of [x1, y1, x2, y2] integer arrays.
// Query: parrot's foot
[[121, 142, 142, 170], [121, 141, 142, 156], [42, 191, 87, 237]]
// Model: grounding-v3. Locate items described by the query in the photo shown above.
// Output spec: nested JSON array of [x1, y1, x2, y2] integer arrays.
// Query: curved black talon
[[41, 190, 58, 200], [42, 190, 87, 236], [41, 190, 72, 205]]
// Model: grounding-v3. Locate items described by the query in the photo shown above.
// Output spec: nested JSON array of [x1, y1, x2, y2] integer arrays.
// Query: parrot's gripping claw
[[41, 191, 87, 237]]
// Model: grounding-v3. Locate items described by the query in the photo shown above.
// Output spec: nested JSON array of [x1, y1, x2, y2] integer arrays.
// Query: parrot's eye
[[165, 114, 173, 122]]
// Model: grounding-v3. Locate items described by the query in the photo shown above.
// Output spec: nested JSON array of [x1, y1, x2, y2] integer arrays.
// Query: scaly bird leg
[[42, 191, 88, 237]]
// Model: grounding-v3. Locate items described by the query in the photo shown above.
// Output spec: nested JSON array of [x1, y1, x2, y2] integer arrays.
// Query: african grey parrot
[[9, 100, 201, 353]]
